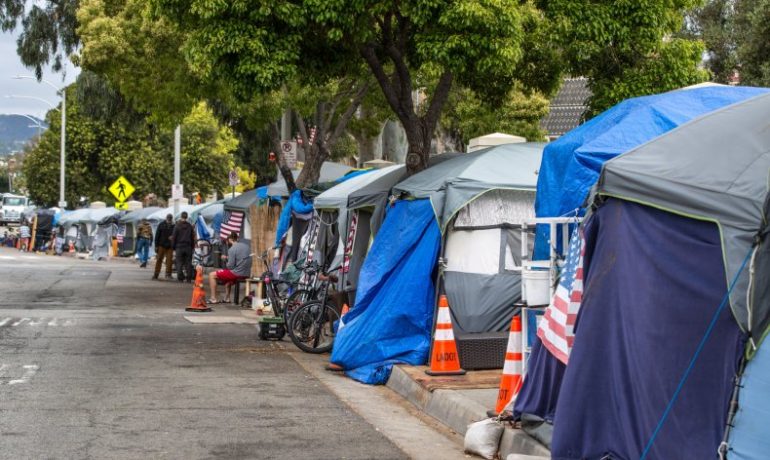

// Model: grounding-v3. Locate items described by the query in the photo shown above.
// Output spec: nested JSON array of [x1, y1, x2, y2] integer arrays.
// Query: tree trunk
[[295, 144, 328, 188], [270, 122, 297, 194]]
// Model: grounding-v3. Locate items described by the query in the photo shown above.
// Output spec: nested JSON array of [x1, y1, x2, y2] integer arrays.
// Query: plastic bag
[[464, 418, 504, 460]]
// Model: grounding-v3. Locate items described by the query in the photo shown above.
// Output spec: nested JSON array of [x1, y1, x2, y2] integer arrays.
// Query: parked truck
[[0, 194, 29, 225]]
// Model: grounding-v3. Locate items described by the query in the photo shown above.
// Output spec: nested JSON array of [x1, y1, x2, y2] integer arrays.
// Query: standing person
[[153, 214, 175, 280], [135, 218, 153, 268], [171, 211, 195, 282], [207, 232, 252, 303], [18, 220, 31, 252]]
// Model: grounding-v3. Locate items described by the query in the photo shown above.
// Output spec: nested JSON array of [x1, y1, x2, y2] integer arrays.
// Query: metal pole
[[59, 90, 66, 209], [174, 125, 181, 215]]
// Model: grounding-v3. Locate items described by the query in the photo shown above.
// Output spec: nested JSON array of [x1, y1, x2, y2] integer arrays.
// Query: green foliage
[[0, 0, 79, 78], [544, 0, 708, 115], [682, 0, 738, 84], [22, 85, 237, 207], [442, 87, 550, 147], [735, 0, 770, 86]]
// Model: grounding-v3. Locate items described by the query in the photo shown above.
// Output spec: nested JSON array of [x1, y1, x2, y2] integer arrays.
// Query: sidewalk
[[386, 365, 550, 459]]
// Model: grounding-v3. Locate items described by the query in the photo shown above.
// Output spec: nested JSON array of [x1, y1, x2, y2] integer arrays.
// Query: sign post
[[228, 169, 239, 199], [108, 176, 135, 209], [280, 141, 297, 169]]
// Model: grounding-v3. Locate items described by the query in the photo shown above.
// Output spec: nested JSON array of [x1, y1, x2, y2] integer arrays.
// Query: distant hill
[[0, 114, 45, 155]]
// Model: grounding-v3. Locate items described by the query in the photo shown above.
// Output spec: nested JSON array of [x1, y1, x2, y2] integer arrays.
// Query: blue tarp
[[729, 340, 770, 459], [330, 199, 440, 384], [274, 190, 314, 247], [549, 199, 744, 459], [534, 85, 769, 259]]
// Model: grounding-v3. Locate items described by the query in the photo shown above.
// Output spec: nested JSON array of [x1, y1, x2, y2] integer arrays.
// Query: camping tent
[[331, 143, 544, 383], [519, 92, 770, 458], [533, 84, 769, 258]]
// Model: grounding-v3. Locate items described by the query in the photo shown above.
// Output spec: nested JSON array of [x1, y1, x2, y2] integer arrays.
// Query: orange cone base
[[325, 363, 344, 372], [425, 368, 466, 376], [185, 306, 212, 312]]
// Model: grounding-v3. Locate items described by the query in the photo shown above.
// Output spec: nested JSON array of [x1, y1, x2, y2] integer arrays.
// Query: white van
[[0, 194, 29, 225]]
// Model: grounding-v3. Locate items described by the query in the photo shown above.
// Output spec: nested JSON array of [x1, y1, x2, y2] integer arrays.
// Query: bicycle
[[252, 250, 322, 340], [287, 264, 342, 354]]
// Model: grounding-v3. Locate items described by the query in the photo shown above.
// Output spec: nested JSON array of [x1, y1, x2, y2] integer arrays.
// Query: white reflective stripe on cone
[[434, 328, 455, 341], [506, 331, 521, 352], [436, 306, 452, 324], [503, 358, 523, 375]]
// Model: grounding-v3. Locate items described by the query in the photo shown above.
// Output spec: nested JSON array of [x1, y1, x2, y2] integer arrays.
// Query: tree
[[151, 0, 552, 175], [0, 0, 79, 78], [441, 87, 550, 151], [682, 0, 738, 84], [734, 0, 770, 86], [22, 80, 237, 207], [544, 0, 709, 115]]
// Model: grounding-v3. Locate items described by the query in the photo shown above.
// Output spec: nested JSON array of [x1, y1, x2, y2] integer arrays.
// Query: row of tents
[[244, 84, 770, 459]]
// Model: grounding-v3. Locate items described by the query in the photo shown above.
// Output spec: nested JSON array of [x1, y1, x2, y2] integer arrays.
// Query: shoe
[[140, 262, 147, 268], [152, 274, 159, 280], [178, 278, 185, 283], [165, 274, 172, 279]]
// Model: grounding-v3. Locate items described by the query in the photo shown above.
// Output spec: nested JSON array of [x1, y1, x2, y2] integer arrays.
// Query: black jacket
[[155, 221, 175, 249], [171, 220, 195, 250]]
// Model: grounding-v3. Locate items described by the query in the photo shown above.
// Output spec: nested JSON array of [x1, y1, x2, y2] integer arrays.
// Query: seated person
[[208, 232, 252, 303]]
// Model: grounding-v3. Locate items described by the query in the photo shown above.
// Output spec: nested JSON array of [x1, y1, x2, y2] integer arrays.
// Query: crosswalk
[[0, 317, 75, 327], [0, 363, 40, 386], [0, 254, 41, 261]]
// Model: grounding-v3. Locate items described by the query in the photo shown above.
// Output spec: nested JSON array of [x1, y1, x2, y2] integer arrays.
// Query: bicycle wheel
[[288, 301, 340, 354], [282, 289, 313, 323]]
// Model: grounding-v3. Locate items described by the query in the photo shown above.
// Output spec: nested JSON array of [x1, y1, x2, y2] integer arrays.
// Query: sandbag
[[464, 418, 504, 460]]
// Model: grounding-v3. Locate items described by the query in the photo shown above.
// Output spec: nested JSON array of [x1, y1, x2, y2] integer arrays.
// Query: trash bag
[[464, 418, 504, 460]]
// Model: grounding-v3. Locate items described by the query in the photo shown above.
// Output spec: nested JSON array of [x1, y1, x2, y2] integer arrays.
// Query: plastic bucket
[[523, 268, 550, 306]]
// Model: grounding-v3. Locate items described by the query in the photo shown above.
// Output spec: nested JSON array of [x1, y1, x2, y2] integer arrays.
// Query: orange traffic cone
[[186, 266, 212, 312], [426, 295, 466, 376], [493, 315, 523, 414]]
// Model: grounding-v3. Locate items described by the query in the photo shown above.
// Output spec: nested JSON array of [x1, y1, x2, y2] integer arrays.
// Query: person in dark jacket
[[171, 211, 196, 282], [153, 214, 175, 280]]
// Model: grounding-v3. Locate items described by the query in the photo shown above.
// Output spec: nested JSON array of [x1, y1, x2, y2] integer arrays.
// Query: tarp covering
[[550, 199, 744, 459], [728, 338, 770, 459], [597, 91, 770, 337], [274, 190, 314, 247], [119, 207, 162, 224], [394, 143, 544, 229], [330, 199, 440, 384], [537, 85, 768, 220]]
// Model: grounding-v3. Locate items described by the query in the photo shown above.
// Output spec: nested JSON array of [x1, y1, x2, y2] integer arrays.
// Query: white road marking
[[47, 318, 58, 327], [0, 317, 11, 327], [7, 364, 39, 385], [28, 318, 44, 326], [11, 318, 29, 326], [62, 319, 75, 326], [0, 364, 7, 376], [0, 255, 15, 260]]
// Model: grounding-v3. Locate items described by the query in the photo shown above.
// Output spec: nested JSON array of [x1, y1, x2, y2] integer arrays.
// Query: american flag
[[342, 211, 358, 274], [537, 226, 584, 365], [116, 225, 126, 243], [220, 210, 244, 240]]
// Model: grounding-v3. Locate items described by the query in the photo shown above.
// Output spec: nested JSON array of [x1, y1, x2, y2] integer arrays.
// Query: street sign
[[108, 176, 135, 203], [281, 140, 297, 169], [171, 184, 184, 200], [228, 169, 239, 187], [115, 202, 129, 211], [58, 201, 67, 209]]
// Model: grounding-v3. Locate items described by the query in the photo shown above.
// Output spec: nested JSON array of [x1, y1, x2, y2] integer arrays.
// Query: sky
[[0, 28, 79, 120]]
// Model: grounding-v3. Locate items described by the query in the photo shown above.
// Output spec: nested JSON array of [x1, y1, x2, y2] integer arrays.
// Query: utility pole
[[174, 125, 181, 215]]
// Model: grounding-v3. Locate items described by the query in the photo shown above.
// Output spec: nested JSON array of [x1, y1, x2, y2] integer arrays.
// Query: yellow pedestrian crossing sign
[[115, 202, 129, 210], [109, 176, 135, 203]]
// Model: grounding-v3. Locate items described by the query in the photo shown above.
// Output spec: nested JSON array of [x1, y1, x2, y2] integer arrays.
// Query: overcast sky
[[0, 28, 79, 120]]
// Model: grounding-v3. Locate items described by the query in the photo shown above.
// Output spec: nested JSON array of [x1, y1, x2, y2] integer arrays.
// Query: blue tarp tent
[[534, 85, 768, 258], [729, 342, 770, 459], [330, 199, 440, 384]]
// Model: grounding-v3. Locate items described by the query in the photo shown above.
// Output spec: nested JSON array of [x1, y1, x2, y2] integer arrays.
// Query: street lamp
[[4, 113, 47, 137], [13, 75, 66, 209], [3, 94, 58, 110]]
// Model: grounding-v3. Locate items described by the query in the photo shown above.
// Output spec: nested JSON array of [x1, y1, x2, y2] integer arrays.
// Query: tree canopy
[[22, 81, 237, 207]]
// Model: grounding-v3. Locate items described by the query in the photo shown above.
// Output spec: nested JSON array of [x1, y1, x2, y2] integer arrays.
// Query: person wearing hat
[[135, 218, 153, 268], [153, 214, 175, 280]]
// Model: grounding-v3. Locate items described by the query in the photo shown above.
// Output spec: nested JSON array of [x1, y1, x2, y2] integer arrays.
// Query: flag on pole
[[537, 226, 585, 365]]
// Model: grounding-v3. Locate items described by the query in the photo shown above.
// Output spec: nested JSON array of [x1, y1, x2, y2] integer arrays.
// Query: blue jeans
[[136, 238, 151, 264]]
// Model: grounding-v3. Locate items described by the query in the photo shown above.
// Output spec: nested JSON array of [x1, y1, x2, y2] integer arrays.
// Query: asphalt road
[[0, 247, 409, 459]]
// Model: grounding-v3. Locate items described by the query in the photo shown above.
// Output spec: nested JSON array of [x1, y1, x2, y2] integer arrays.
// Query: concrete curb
[[387, 365, 550, 458]]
